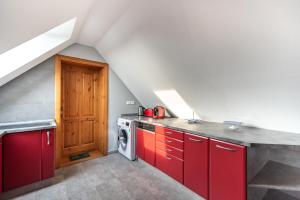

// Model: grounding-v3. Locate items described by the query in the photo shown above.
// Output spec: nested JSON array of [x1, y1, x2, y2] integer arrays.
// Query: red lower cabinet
[[136, 128, 155, 166], [143, 130, 156, 166], [3, 129, 55, 191], [41, 130, 55, 180], [0, 141, 2, 193], [210, 139, 246, 200], [156, 148, 183, 183], [184, 133, 209, 199], [136, 128, 145, 160], [4, 131, 42, 191]]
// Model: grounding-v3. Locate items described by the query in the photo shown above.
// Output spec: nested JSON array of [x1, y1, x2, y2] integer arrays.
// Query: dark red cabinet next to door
[[4, 131, 42, 191], [41, 129, 55, 180], [184, 133, 209, 199], [210, 139, 246, 200]]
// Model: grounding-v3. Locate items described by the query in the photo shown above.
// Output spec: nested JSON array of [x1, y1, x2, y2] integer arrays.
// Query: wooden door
[[62, 64, 100, 156]]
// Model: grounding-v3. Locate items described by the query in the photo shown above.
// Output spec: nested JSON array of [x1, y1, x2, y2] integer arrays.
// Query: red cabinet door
[[184, 133, 209, 199], [156, 148, 183, 183], [4, 131, 42, 191], [136, 128, 145, 160], [41, 129, 55, 180], [210, 139, 246, 200], [143, 130, 155, 166], [0, 142, 2, 193]]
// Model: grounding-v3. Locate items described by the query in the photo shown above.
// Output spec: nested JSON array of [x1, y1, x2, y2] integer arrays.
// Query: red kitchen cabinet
[[143, 130, 156, 166], [41, 129, 55, 180], [4, 131, 42, 191], [0, 141, 2, 193], [136, 128, 155, 166], [156, 148, 183, 183], [210, 139, 246, 200], [136, 128, 145, 160], [184, 133, 209, 199]]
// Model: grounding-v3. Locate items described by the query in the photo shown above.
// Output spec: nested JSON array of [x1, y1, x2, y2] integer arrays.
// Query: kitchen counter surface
[[0, 119, 56, 136], [122, 115, 300, 147]]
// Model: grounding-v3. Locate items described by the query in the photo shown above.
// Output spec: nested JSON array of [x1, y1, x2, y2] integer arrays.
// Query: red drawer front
[[156, 148, 183, 183], [210, 139, 246, 200], [156, 126, 183, 141], [156, 141, 183, 160], [156, 134, 183, 150]]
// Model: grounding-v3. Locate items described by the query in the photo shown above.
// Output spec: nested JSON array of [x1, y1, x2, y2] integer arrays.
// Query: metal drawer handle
[[165, 140, 173, 143], [216, 145, 236, 152], [47, 131, 50, 145], [166, 148, 172, 152], [188, 137, 203, 142], [165, 131, 173, 135], [165, 156, 172, 160]]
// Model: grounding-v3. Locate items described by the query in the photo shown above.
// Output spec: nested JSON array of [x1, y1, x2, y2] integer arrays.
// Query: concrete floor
[[12, 153, 204, 200]]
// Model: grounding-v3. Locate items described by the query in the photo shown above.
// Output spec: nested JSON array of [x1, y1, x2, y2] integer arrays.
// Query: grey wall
[[0, 43, 141, 152], [94, 0, 300, 134]]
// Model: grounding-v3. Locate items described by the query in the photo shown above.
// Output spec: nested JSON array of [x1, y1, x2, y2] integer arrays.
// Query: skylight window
[[154, 89, 200, 119], [0, 18, 76, 86]]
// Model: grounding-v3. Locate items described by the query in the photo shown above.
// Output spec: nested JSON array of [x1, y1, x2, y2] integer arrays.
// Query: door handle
[[216, 145, 236, 152], [47, 131, 50, 145], [165, 156, 172, 160], [188, 137, 203, 143]]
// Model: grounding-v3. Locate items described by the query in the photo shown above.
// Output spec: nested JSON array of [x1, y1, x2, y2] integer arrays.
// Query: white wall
[[93, 0, 300, 133], [0, 43, 141, 152]]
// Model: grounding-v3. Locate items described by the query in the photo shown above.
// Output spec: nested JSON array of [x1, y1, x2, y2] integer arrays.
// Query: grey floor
[[12, 153, 204, 200]]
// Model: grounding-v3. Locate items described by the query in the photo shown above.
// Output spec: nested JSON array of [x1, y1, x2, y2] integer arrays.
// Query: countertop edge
[[0, 119, 56, 137]]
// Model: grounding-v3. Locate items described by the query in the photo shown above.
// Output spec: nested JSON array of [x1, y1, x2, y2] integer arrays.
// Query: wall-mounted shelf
[[263, 190, 299, 200], [249, 160, 300, 192]]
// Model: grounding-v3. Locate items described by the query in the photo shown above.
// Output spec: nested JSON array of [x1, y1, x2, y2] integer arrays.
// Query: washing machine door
[[118, 128, 128, 151]]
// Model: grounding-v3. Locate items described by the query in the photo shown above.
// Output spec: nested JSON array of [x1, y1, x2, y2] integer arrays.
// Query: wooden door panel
[[82, 71, 95, 117], [62, 65, 99, 157], [63, 121, 80, 148], [63, 68, 80, 119], [81, 120, 94, 145]]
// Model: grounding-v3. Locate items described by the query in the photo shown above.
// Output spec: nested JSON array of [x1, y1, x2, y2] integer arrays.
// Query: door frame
[[54, 55, 108, 168]]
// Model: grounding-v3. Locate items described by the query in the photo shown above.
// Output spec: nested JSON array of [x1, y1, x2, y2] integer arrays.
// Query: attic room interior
[[1, 0, 300, 200]]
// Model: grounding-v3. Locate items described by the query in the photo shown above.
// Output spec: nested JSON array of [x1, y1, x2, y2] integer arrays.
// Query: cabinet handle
[[165, 131, 173, 135], [216, 145, 236, 152], [165, 156, 172, 160], [47, 131, 50, 145], [165, 140, 173, 143], [165, 148, 172, 152], [188, 137, 203, 143]]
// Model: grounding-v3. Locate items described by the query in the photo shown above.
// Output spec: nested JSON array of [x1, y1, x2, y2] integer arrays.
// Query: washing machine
[[117, 118, 136, 160]]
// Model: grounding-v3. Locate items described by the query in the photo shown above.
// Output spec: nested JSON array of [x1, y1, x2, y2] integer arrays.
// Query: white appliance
[[117, 118, 136, 160]]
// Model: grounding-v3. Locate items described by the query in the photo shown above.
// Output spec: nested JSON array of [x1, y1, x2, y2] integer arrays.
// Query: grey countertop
[[122, 116, 300, 147], [0, 119, 56, 136]]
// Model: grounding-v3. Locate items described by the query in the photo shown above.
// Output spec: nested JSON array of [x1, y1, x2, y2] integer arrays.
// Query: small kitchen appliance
[[144, 108, 153, 117], [153, 106, 165, 119], [138, 106, 145, 116]]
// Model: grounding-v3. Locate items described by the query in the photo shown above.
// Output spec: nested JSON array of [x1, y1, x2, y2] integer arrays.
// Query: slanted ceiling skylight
[[0, 18, 76, 86], [155, 89, 200, 120]]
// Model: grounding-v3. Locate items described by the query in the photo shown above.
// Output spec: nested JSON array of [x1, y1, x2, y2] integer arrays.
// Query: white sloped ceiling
[[2, 0, 300, 133], [81, 0, 300, 133]]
